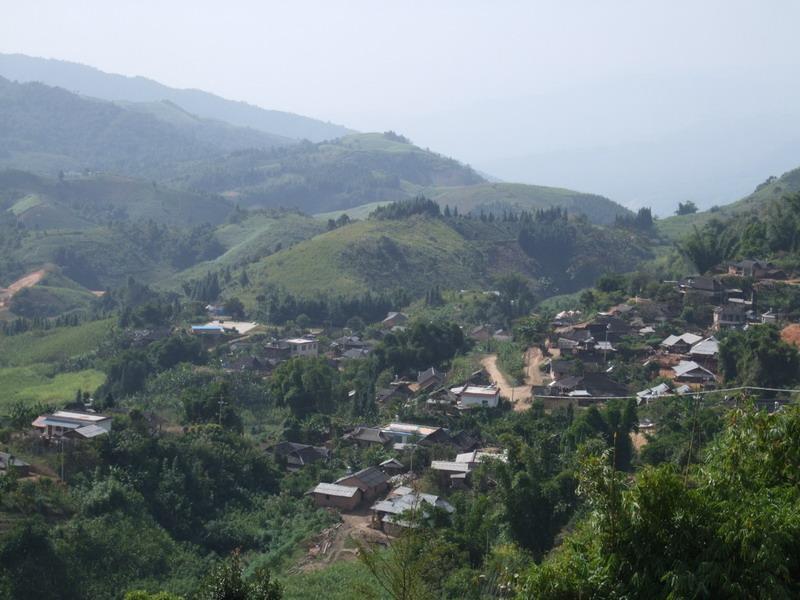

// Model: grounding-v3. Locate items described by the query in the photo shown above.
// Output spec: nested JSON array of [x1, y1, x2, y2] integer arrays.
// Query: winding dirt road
[[481, 347, 546, 411]]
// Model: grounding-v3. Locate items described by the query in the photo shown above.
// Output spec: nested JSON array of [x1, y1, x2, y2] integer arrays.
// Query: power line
[[531, 385, 800, 401]]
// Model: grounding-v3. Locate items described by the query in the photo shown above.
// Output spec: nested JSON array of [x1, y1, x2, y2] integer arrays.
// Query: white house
[[285, 337, 319, 357], [456, 385, 500, 409]]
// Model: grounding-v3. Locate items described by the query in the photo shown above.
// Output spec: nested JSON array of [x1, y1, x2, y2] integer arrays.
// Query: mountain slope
[[0, 170, 231, 229], [0, 76, 289, 178], [657, 166, 800, 240], [172, 132, 486, 214], [0, 52, 352, 142]]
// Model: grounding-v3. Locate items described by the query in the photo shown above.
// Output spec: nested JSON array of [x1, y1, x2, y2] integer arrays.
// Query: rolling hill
[[316, 181, 633, 226], [0, 52, 352, 142], [235, 210, 651, 303], [170, 132, 486, 214]]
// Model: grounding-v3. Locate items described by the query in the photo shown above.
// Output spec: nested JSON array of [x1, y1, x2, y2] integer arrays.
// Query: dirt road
[[0, 268, 47, 308]]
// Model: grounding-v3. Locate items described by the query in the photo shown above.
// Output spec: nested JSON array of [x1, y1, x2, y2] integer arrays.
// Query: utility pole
[[217, 397, 227, 426]]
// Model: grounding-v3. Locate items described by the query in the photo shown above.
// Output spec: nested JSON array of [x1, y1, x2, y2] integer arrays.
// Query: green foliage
[[676, 222, 738, 274], [268, 358, 345, 418], [522, 404, 800, 599], [194, 551, 282, 600], [370, 196, 441, 220], [675, 200, 698, 215], [718, 325, 800, 386], [372, 320, 467, 375]]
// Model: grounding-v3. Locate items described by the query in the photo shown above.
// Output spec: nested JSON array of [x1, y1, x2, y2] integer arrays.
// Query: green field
[[0, 319, 113, 367], [0, 364, 105, 408]]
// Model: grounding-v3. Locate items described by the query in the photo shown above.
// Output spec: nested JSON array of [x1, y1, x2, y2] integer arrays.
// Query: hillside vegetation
[[171, 132, 485, 214], [657, 166, 800, 240], [0, 170, 231, 229], [0, 76, 289, 178], [426, 182, 631, 225], [240, 204, 651, 302]]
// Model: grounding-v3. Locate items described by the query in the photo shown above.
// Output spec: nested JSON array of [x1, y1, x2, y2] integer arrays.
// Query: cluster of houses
[[302, 420, 504, 534], [531, 258, 799, 406]]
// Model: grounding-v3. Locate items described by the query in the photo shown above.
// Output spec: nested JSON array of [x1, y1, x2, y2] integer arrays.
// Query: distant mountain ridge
[[0, 53, 353, 142], [0, 76, 289, 177]]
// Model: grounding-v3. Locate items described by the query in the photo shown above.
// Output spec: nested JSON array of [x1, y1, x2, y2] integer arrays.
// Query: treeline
[[256, 287, 410, 326], [614, 207, 654, 231], [0, 312, 85, 336]]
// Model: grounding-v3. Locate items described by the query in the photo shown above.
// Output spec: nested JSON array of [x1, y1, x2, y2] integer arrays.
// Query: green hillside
[[171, 132, 485, 214], [175, 209, 327, 281], [657, 166, 800, 240], [239, 209, 651, 302], [317, 182, 633, 226], [426, 182, 631, 225], [0, 76, 289, 178], [0, 170, 232, 229]]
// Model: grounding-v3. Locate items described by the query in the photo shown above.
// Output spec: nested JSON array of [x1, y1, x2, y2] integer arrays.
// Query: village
[[11, 255, 800, 579]]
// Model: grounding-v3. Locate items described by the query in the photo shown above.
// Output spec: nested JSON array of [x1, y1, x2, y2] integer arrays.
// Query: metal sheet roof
[[312, 483, 360, 498]]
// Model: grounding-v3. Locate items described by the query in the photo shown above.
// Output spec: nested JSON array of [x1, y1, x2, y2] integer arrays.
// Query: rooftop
[[311, 483, 360, 498]]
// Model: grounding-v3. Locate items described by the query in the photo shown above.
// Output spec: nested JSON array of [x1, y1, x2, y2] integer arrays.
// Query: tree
[[718, 325, 799, 387], [194, 550, 282, 600], [675, 200, 698, 215], [224, 297, 246, 320]]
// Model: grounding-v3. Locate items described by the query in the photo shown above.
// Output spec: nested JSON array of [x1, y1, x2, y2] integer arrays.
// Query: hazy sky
[[3, 1, 800, 212]]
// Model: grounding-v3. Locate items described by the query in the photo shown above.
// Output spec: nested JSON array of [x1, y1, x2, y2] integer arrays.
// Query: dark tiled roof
[[336, 466, 390, 490]]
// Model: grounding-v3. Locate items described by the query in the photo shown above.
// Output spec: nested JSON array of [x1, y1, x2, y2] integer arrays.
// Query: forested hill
[[0, 170, 231, 229], [0, 52, 352, 142], [170, 132, 486, 214], [0, 76, 290, 178], [226, 201, 652, 306]]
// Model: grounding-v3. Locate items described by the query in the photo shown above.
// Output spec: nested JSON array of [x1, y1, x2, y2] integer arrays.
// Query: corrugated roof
[[312, 483, 360, 498], [74, 424, 108, 438], [690, 337, 719, 356], [430, 460, 472, 473]]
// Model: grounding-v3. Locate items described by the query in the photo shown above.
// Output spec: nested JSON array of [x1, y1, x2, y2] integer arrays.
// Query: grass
[[315, 201, 389, 221], [494, 340, 526, 385], [8, 193, 42, 215], [244, 215, 483, 301], [0, 364, 106, 409], [281, 559, 387, 600], [174, 211, 325, 284], [0, 319, 113, 367]]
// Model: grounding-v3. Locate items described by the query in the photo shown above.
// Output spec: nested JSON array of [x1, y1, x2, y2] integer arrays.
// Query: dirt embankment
[[0, 268, 48, 309]]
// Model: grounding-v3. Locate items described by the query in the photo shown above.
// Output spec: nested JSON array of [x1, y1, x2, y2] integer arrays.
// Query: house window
[[325, 495, 330, 500]]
